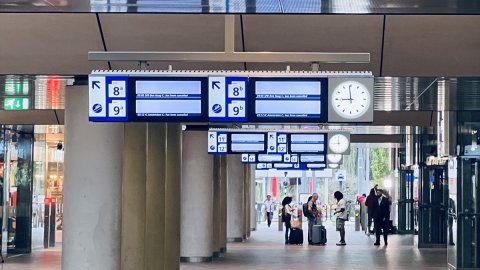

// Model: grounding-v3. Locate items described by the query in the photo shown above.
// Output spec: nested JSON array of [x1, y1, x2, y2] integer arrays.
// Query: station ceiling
[[1, 1, 479, 144], [1, 0, 480, 14]]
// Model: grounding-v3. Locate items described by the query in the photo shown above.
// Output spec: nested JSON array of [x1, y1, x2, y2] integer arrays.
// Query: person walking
[[281, 196, 294, 244], [264, 195, 275, 227], [333, 191, 347, 246], [373, 189, 391, 246], [365, 188, 377, 235], [307, 193, 319, 244], [448, 197, 456, 246]]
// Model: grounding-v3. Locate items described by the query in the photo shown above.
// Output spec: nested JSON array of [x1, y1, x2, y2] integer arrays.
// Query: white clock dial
[[328, 134, 349, 154], [327, 154, 342, 163], [331, 81, 371, 119]]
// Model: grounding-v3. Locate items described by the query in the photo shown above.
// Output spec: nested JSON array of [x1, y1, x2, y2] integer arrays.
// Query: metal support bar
[[225, 15, 235, 53], [88, 51, 370, 63]]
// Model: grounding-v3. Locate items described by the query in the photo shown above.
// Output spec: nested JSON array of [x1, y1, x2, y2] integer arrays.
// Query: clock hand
[[349, 85, 353, 104]]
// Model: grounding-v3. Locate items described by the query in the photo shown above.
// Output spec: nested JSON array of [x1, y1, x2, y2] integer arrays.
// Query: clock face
[[328, 134, 349, 154], [331, 81, 371, 120], [327, 154, 342, 163]]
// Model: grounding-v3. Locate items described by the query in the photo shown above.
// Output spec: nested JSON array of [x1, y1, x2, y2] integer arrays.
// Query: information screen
[[228, 133, 266, 154], [257, 154, 283, 163], [300, 154, 326, 163], [129, 77, 208, 122], [248, 77, 328, 123], [306, 163, 326, 169], [289, 133, 326, 154]]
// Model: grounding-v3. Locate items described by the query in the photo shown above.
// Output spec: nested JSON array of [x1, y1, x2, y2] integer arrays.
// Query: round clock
[[329, 163, 339, 169], [328, 134, 349, 154], [327, 154, 342, 163], [331, 80, 371, 119]]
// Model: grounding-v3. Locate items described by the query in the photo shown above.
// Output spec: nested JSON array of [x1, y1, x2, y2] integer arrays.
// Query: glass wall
[[0, 125, 64, 254], [0, 126, 34, 254]]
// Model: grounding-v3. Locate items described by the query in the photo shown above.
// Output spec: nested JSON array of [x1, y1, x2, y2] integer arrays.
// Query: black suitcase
[[289, 228, 304, 245], [312, 225, 327, 245]]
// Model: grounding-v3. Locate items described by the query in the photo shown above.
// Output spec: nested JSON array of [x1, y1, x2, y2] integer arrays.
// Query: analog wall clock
[[331, 80, 371, 120], [327, 153, 342, 163], [328, 133, 350, 154]]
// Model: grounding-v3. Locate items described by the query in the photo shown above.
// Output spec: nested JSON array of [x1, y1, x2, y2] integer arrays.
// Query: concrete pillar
[[212, 155, 221, 257], [244, 165, 250, 239], [219, 155, 227, 252], [180, 131, 214, 262], [227, 155, 245, 242], [250, 165, 257, 231], [121, 123, 147, 270], [164, 124, 182, 270], [63, 86, 122, 270], [145, 123, 167, 270]]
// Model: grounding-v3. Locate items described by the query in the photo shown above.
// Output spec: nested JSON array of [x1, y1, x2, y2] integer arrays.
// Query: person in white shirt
[[333, 191, 347, 246], [264, 195, 276, 227]]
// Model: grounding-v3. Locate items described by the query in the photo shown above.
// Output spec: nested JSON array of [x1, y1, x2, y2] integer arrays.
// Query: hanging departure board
[[248, 77, 328, 123], [128, 77, 208, 122]]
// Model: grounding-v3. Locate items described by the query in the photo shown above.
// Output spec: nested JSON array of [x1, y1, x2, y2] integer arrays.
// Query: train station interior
[[0, 1, 480, 269]]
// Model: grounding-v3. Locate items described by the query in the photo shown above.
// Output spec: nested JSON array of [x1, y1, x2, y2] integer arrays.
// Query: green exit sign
[[4, 97, 30, 110]]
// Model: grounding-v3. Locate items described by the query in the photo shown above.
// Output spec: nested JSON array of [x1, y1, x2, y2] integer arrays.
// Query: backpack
[[303, 203, 309, 218]]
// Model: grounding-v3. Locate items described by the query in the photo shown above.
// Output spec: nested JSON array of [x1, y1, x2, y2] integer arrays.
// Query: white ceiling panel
[[0, 14, 108, 75], [242, 15, 383, 75], [383, 15, 480, 77]]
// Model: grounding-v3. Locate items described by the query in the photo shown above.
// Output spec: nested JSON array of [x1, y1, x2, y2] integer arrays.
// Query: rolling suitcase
[[312, 225, 327, 245], [289, 228, 304, 245]]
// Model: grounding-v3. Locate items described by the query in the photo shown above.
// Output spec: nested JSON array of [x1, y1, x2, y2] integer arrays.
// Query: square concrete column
[[121, 123, 147, 270], [63, 86, 122, 270], [227, 155, 245, 242], [164, 124, 182, 270], [250, 165, 257, 231], [244, 165, 251, 239], [212, 155, 221, 257], [219, 155, 228, 252], [145, 123, 167, 270], [180, 131, 214, 262]]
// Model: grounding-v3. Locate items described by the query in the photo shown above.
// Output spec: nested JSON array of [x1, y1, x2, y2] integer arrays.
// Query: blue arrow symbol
[[92, 81, 101, 89], [212, 81, 220, 89]]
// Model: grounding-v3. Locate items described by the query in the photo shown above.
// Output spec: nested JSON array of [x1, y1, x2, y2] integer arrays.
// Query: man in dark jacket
[[372, 189, 391, 246], [365, 188, 377, 234]]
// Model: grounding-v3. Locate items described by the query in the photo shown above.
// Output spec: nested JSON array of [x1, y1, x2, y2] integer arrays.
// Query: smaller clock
[[327, 154, 342, 163], [329, 163, 339, 169], [331, 80, 371, 120], [328, 133, 350, 154]]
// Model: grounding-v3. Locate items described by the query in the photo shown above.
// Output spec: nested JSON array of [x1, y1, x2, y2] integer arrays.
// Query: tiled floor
[[181, 221, 447, 270], [0, 221, 447, 269]]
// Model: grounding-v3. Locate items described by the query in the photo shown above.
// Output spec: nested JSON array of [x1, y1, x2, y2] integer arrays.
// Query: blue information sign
[[208, 76, 248, 122], [208, 131, 228, 154], [89, 75, 128, 122], [256, 163, 326, 171], [241, 153, 297, 163]]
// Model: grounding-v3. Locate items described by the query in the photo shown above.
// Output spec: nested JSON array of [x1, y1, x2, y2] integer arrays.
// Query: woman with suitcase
[[281, 196, 294, 244]]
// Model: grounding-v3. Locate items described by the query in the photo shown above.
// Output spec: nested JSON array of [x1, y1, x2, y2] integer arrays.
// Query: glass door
[[398, 169, 415, 234], [418, 165, 448, 248], [456, 158, 480, 269]]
